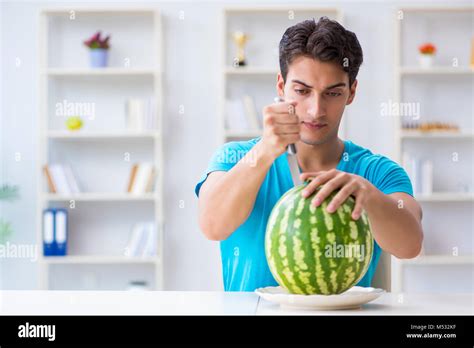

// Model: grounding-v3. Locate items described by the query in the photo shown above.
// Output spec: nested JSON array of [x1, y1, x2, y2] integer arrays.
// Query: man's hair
[[279, 17, 363, 86]]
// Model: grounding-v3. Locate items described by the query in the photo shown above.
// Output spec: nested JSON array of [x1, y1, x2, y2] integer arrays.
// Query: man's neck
[[296, 136, 345, 172]]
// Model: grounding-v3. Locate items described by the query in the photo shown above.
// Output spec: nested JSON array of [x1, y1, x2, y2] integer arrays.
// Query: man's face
[[277, 56, 357, 146]]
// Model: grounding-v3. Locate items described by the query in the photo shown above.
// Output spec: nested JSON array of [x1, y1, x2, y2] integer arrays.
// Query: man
[[195, 17, 423, 292]]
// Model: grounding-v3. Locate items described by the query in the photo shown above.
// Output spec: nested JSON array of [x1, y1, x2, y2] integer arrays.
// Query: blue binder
[[54, 209, 68, 256], [42, 208, 68, 256], [42, 209, 55, 256]]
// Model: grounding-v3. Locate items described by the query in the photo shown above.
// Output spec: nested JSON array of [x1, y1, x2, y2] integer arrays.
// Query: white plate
[[255, 286, 385, 310]]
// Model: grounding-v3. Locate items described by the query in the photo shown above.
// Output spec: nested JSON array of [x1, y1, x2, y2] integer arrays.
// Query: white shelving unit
[[392, 7, 474, 293], [37, 7, 164, 290], [220, 6, 344, 144]]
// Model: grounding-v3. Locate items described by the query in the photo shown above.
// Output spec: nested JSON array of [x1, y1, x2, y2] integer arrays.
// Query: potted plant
[[84, 31, 111, 68], [418, 42, 436, 68], [0, 184, 19, 244]]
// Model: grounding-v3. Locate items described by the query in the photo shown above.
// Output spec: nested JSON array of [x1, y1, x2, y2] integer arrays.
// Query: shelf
[[45, 68, 157, 77], [399, 66, 473, 75], [225, 130, 262, 139], [47, 130, 159, 140], [400, 131, 474, 139], [42, 255, 160, 265], [224, 67, 278, 75], [42, 7, 158, 15], [398, 255, 473, 266], [224, 6, 340, 13], [44, 193, 156, 202], [415, 192, 474, 202]]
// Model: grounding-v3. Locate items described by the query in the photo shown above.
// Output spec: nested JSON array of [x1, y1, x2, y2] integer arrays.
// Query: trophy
[[232, 31, 249, 67]]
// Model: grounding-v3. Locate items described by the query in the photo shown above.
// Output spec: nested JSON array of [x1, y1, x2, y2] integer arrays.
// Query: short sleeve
[[194, 140, 254, 197], [366, 156, 413, 197]]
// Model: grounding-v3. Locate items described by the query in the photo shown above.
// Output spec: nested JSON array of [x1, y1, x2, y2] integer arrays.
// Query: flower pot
[[89, 48, 108, 68], [418, 54, 434, 69]]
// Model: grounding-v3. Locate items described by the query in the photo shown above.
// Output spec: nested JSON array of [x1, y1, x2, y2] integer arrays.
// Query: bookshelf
[[220, 6, 344, 143], [37, 7, 164, 290], [392, 7, 474, 293]]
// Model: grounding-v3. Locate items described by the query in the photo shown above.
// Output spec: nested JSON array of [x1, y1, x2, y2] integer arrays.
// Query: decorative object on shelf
[[65, 116, 83, 131], [401, 121, 459, 132], [232, 31, 249, 67], [0, 184, 19, 244], [127, 280, 149, 291], [418, 42, 436, 68], [84, 31, 111, 68]]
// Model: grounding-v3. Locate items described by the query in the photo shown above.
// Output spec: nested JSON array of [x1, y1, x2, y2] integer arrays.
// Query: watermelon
[[265, 183, 374, 295]]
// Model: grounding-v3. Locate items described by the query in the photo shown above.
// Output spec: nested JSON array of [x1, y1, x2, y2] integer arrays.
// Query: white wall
[[1, 0, 471, 290]]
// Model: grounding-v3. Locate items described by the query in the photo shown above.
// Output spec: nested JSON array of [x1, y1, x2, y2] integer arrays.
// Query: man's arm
[[198, 141, 275, 241], [364, 189, 423, 259], [300, 170, 424, 259], [198, 100, 300, 241]]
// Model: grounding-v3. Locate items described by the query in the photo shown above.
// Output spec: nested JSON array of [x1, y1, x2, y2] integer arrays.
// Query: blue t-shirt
[[195, 137, 413, 292]]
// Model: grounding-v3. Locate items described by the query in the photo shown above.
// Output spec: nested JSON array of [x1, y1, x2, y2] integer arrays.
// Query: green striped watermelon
[[265, 183, 374, 295]]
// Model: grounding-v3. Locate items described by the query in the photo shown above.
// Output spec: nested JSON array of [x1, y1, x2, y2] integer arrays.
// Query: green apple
[[66, 116, 83, 131]]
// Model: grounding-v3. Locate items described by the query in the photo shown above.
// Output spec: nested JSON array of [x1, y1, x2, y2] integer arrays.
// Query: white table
[[0, 290, 472, 315]]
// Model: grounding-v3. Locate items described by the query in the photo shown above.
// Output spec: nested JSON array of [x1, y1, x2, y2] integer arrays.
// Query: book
[[45, 164, 81, 195], [242, 95, 261, 130], [128, 163, 155, 194], [142, 223, 157, 257], [125, 98, 157, 131], [63, 165, 81, 194], [127, 164, 139, 193], [225, 99, 248, 130], [48, 164, 71, 195], [124, 222, 157, 257], [43, 166, 57, 193], [124, 223, 147, 257]]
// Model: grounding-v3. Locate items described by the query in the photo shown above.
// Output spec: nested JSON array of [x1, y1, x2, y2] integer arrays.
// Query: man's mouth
[[302, 121, 327, 130]]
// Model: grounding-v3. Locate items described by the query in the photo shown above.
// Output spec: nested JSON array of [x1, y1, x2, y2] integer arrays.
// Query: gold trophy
[[232, 31, 248, 67]]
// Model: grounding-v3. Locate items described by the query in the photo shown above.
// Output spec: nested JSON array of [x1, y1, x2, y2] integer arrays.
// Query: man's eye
[[326, 92, 342, 97], [295, 89, 308, 95]]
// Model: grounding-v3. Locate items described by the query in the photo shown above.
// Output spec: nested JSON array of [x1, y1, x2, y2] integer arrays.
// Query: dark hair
[[279, 17, 363, 86]]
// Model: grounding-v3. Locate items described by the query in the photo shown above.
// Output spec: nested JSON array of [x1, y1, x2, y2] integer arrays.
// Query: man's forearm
[[364, 187, 423, 259], [199, 141, 276, 240]]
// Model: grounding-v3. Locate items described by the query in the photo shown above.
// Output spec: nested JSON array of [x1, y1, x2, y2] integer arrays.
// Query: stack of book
[[125, 98, 157, 131], [124, 222, 157, 257], [225, 95, 261, 131], [43, 164, 81, 194], [402, 152, 433, 195], [127, 163, 156, 194]]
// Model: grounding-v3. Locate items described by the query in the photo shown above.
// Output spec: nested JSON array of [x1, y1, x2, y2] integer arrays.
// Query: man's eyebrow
[[291, 79, 313, 88], [291, 80, 347, 90], [325, 82, 347, 90]]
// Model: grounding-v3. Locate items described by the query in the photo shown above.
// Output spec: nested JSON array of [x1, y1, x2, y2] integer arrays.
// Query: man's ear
[[346, 79, 358, 105], [276, 73, 285, 97]]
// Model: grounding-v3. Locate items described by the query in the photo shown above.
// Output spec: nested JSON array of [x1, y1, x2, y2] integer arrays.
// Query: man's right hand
[[261, 100, 301, 159]]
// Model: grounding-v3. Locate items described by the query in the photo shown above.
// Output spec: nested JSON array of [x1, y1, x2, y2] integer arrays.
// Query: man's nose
[[305, 94, 325, 118]]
